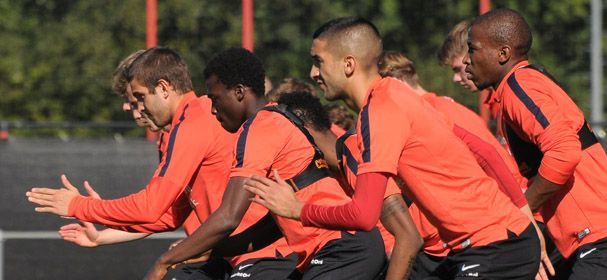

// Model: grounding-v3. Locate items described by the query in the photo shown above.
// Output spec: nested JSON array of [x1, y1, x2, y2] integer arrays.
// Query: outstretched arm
[[57, 180, 150, 247]]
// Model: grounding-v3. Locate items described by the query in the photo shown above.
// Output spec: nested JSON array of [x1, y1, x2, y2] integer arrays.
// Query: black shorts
[[554, 236, 607, 280], [409, 252, 444, 280], [301, 228, 388, 280], [430, 224, 540, 279], [229, 253, 301, 280], [163, 257, 232, 280]]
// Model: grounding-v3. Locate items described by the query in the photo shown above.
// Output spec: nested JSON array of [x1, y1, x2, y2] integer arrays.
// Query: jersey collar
[[172, 91, 197, 125], [489, 60, 530, 105]]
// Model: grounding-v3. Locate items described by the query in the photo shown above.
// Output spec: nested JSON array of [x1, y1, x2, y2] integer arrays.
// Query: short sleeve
[[357, 93, 409, 176]]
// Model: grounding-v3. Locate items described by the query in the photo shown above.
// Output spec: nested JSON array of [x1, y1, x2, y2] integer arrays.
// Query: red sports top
[[422, 93, 528, 208], [231, 105, 351, 269], [302, 77, 530, 250], [68, 93, 288, 265], [489, 60, 607, 257]]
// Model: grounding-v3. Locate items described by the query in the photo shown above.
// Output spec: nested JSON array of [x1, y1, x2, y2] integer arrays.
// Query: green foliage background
[[0, 0, 603, 136]]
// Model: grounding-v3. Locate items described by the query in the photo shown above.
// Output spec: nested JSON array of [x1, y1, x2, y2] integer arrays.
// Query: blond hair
[[438, 20, 471, 66], [111, 50, 146, 95]]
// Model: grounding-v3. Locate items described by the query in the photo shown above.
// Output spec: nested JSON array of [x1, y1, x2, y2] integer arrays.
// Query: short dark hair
[[277, 91, 331, 132], [203, 47, 265, 97], [126, 47, 193, 94], [472, 8, 532, 57], [266, 77, 317, 102], [313, 16, 380, 40]]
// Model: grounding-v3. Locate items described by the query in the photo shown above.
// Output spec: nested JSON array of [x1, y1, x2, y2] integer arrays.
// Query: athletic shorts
[[163, 257, 232, 280], [408, 252, 444, 279], [229, 253, 300, 280], [430, 224, 540, 279], [301, 228, 388, 280], [554, 237, 607, 280]]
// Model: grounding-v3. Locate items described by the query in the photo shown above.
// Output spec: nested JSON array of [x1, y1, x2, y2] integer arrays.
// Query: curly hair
[[204, 47, 266, 97], [323, 103, 355, 131], [277, 91, 331, 132]]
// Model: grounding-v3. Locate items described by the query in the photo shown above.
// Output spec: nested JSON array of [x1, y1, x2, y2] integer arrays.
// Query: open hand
[[58, 181, 101, 247], [26, 174, 82, 217]]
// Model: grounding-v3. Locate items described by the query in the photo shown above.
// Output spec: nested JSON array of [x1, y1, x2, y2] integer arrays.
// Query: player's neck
[[349, 72, 381, 111], [246, 95, 269, 119]]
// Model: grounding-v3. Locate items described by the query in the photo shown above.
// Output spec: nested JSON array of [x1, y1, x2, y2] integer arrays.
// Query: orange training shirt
[[490, 60, 607, 257], [230, 105, 350, 269], [356, 77, 530, 250]]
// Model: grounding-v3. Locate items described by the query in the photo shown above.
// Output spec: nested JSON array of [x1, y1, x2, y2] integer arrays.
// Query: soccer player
[[276, 91, 422, 280], [27, 47, 296, 279], [464, 8, 607, 279], [244, 16, 541, 279], [143, 47, 387, 280], [379, 49, 554, 279], [57, 50, 230, 279]]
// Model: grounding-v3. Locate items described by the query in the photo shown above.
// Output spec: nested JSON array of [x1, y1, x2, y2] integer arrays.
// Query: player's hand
[[143, 261, 169, 280], [243, 169, 303, 220], [58, 181, 102, 247], [168, 250, 212, 269], [58, 222, 100, 247], [26, 174, 82, 217]]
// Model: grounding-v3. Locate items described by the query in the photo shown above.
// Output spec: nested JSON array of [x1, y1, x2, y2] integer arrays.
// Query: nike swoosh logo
[[580, 248, 597, 259], [461, 264, 481, 271], [239, 264, 254, 270]]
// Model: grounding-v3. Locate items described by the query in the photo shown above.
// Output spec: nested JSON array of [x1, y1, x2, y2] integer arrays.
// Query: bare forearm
[[157, 211, 236, 266], [525, 175, 562, 212], [381, 195, 422, 280], [215, 212, 282, 257], [97, 228, 150, 245]]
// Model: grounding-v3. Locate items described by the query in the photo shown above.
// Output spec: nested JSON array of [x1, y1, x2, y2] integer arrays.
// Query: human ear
[[156, 79, 172, 98], [344, 55, 356, 76], [498, 46, 512, 64], [234, 84, 246, 101]]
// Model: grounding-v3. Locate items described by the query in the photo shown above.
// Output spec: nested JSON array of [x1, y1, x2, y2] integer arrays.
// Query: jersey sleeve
[[452, 124, 527, 208], [503, 71, 582, 184], [230, 113, 288, 178], [68, 117, 213, 226], [356, 94, 410, 176], [301, 172, 389, 231]]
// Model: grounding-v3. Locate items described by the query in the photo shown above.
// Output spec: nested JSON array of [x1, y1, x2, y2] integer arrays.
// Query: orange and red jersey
[[336, 132, 398, 255], [489, 60, 607, 257], [68, 93, 234, 227], [230, 104, 351, 269], [67, 93, 288, 266], [422, 93, 528, 208], [354, 77, 529, 250]]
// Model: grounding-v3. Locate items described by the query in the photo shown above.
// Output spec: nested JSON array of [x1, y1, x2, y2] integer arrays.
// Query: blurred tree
[[0, 0, 600, 136]]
